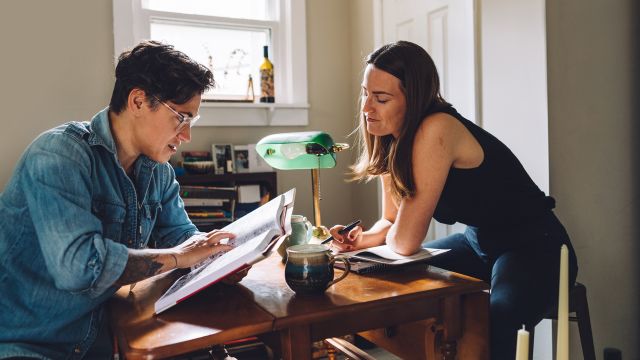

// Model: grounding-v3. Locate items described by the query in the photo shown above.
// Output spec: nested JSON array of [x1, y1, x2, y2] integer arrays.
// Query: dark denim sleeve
[[21, 132, 129, 299], [150, 164, 199, 248]]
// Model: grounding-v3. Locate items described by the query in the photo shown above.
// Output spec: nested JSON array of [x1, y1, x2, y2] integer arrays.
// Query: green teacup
[[284, 244, 350, 295]]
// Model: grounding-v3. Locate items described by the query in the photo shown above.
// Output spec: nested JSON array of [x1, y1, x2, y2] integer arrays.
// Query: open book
[[340, 244, 449, 266], [155, 189, 296, 314]]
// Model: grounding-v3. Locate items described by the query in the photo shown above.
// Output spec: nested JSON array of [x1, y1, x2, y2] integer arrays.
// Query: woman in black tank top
[[328, 41, 578, 360]]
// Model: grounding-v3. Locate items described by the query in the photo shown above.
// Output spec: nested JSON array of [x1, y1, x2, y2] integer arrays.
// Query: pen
[[321, 219, 361, 244]]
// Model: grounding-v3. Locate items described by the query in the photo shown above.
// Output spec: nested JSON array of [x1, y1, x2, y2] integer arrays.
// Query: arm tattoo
[[116, 252, 166, 286]]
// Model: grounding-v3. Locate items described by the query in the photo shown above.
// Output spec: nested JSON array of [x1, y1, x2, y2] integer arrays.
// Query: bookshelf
[[176, 172, 277, 196], [176, 172, 278, 232]]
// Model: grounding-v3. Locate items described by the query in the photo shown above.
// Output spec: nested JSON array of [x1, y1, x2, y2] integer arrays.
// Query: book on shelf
[[340, 245, 450, 266], [155, 188, 296, 314], [187, 209, 230, 219], [189, 218, 233, 226], [179, 185, 236, 199], [237, 184, 261, 203], [182, 198, 231, 207], [180, 185, 236, 225]]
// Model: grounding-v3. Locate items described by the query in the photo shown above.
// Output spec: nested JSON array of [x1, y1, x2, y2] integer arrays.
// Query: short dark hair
[[351, 41, 450, 199], [109, 40, 214, 114]]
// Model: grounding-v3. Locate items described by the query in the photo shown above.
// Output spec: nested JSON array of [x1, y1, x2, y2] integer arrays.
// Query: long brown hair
[[351, 41, 450, 200]]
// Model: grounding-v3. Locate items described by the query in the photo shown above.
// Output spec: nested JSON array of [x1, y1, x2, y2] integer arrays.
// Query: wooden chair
[[530, 282, 595, 360]]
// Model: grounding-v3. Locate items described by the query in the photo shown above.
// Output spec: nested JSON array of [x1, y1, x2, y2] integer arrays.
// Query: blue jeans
[[426, 213, 578, 360]]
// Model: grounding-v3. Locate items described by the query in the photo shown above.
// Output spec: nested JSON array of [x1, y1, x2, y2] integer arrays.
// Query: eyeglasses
[[154, 97, 200, 131]]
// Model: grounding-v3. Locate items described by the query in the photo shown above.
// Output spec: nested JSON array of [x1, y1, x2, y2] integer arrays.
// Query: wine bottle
[[259, 45, 275, 103]]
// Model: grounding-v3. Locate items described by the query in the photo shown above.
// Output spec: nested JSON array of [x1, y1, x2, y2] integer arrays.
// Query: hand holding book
[[171, 230, 235, 269], [154, 189, 296, 314]]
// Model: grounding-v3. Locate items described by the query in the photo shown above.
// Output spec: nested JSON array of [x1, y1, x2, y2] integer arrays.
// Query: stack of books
[[180, 185, 236, 231], [182, 151, 214, 175]]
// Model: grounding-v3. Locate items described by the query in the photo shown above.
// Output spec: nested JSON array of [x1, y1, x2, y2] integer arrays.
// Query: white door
[[380, 0, 478, 240]]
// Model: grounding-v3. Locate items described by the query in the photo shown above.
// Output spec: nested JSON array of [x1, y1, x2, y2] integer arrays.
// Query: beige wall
[[0, 0, 115, 187], [348, 0, 380, 228], [0, 0, 358, 228], [481, 0, 550, 193], [479, 0, 557, 357], [547, 0, 639, 357]]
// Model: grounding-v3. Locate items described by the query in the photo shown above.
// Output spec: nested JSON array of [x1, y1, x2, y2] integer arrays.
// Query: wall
[[547, 0, 639, 357], [479, 0, 556, 357], [348, 0, 380, 228], [0, 0, 115, 186], [0, 0, 357, 228], [480, 0, 550, 192]]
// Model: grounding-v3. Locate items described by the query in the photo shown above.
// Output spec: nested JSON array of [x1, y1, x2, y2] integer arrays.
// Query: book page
[[156, 189, 296, 314], [187, 228, 279, 286], [263, 188, 295, 255], [191, 195, 284, 271]]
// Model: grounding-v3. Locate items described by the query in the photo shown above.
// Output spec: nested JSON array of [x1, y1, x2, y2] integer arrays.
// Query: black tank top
[[432, 107, 555, 231]]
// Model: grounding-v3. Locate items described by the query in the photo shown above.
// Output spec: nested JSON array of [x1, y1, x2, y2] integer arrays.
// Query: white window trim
[[112, 0, 309, 126]]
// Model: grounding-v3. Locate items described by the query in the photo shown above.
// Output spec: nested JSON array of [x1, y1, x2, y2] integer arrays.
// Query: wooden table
[[109, 270, 274, 359], [110, 255, 489, 359]]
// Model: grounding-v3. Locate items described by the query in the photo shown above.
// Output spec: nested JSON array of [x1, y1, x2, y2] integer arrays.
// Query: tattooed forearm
[[115, 249, 174, 286]]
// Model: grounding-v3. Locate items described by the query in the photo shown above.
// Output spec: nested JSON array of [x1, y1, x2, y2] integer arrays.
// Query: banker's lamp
[[256, 131, 349, 239]]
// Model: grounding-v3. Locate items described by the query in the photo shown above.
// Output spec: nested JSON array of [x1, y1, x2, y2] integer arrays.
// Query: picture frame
[[233, 145, 250, 173], [212, 144, 233, 174]]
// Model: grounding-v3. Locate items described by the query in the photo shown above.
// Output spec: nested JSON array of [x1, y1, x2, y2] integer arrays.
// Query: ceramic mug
[[284, 244, 350, 295], [277, 215, 312, 262]]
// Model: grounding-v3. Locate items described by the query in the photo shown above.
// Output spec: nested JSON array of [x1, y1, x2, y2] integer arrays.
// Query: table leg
[[440, 296, 461, 359], [358, 292, 489, 360], [455, 291, 490, 360], [280, 325, 312, 360]]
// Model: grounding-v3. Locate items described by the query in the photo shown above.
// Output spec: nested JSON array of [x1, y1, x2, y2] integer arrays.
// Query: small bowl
[[183, 161, 215, 175]]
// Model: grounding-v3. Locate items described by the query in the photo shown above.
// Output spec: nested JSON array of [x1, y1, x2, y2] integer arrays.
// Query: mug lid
[[286, 243, 328, 254], [291, 215, 307, 223]]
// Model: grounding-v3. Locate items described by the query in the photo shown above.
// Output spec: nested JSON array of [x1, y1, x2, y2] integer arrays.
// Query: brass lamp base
[[312, 225, 330, 240]]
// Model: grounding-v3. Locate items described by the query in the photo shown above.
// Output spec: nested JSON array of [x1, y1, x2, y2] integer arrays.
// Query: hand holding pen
[[322, 219, 361, 244]]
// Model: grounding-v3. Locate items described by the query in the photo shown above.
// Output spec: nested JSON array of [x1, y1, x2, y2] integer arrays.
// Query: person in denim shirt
[[0, 41, 246, 359]]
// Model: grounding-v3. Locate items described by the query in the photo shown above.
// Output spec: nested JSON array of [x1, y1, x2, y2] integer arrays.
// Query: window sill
[[196, 102, 310, 127]]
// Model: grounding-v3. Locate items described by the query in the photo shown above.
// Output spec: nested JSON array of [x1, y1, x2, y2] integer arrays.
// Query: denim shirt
[[0, 108, 197, 359]]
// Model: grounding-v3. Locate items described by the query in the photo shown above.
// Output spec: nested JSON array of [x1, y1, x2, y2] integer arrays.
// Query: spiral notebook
[[334, 259, 394, 274], [334, 246, 449, 274]]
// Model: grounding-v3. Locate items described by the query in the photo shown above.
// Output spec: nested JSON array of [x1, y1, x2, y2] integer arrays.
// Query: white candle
[[556, 244, 569, 360], [515, 325, 529, 360]]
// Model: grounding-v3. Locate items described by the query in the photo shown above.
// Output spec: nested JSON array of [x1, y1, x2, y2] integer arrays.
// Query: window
[[113, 0, 308, 126]]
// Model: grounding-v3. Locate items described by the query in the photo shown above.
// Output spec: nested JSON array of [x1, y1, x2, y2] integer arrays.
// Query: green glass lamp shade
[[256, 131, 337, 170]]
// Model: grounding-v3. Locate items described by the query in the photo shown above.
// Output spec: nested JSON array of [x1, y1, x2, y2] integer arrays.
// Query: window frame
[[112, 0, 309, 126]]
